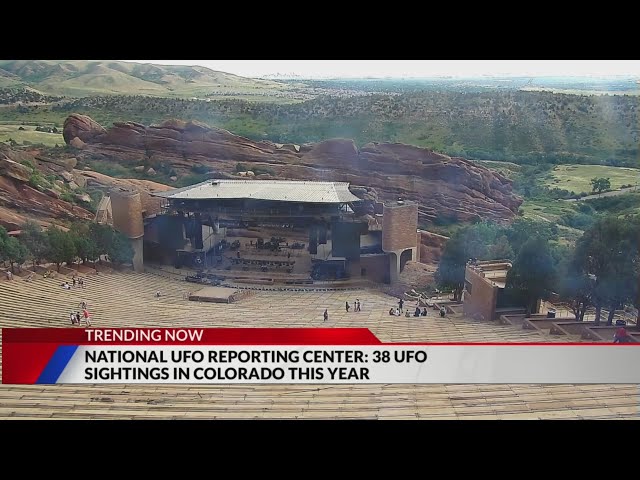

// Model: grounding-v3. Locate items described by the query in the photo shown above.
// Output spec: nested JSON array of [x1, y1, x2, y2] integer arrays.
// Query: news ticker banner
[[3, 328, 640, 385]]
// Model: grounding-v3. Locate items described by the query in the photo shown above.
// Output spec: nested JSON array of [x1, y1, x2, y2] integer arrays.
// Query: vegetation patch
[[544, 164, 639, 194], [0, 123, 64, 147]]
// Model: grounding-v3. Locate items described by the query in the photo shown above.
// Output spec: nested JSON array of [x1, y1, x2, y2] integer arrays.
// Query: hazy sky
[[124, 60, 640, 78]]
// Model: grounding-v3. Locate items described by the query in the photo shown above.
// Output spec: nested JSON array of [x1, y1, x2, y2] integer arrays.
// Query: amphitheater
[[0, 266, 638, 420]]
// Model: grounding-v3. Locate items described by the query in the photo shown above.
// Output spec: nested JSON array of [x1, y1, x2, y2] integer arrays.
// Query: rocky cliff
[[418, 230, 449, 264], [0, 144, 169, 231], [0, 145, 94, 230], [63, 114, 523, 223]]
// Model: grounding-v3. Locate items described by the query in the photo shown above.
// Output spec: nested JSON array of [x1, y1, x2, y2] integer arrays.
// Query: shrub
[[60, 192, 75, 203], [191, 164, 209, 174], [253, 166, 275, 176], [560, 212, 596, 230]]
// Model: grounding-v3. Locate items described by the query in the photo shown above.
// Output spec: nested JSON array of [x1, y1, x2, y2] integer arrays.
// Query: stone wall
[[382, 202, 418, 252], [463, 267, 498, 321]]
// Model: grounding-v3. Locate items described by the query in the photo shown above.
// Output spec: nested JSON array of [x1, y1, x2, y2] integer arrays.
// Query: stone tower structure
[[110, 188, 144, 272], [381, 200, 418, 283]]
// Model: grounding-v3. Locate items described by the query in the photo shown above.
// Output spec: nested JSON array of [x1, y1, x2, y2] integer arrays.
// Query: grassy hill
[[0, 60, 302, 99], [545, 164, 639, 194]]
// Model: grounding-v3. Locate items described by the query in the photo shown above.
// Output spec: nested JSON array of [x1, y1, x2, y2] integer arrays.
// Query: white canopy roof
[[154, 179, 361, 204]]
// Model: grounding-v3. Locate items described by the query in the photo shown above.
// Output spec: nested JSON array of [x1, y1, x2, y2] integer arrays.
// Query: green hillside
[[0, 62, 637, 167], [0, 60, 301, 99], [35, 90, 637, 167]]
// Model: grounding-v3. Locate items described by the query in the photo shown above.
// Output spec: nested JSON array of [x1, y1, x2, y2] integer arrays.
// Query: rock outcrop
[[0, 172, 94, 231], [418, 230, 449, 265], [63, 114, 523, 223], [80, 170, 173, 216], [0, 155, 31, 182], [63, 114, 106, 145]]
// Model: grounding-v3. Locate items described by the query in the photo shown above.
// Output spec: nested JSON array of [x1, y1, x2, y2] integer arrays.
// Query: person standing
[[614, 327, 629, 343], [324, 309, 328, 322], [356, 299, 361, 312], [345, 301, 350, 312], [398, 298, 404, 312]]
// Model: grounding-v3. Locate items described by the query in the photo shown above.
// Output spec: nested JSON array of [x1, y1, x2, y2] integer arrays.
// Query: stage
[[188, 286, 241, 303]]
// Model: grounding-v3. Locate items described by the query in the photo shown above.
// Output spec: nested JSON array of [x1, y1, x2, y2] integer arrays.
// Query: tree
[[108, 231, 134, 265], [556, 259, 592, 321], [434, 231, 470, 302], [89, 223, 115, 263], [486, 235, 514, 261], [69, 221, 99, 265], [3, 236, 28, 273], [572, 215, 639, 325], [0, 227, 8, 269], [505, 236, 557, 317], [590, 177, 611, 194], [20, 220, 49, 268], [505, 218, 555, 255], [434, 223, 496, 301], [46, 226, 76, 272]]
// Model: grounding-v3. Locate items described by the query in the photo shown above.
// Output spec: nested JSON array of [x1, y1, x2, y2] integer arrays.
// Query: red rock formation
[[80, 171, 173, 216], [418, 230, 449, 265], [0, 155, 31, 182], [0, 175, 94, 230], [63, 114, 523, 222], [0, 145, 94, 230], [62, 114, 106, 144]]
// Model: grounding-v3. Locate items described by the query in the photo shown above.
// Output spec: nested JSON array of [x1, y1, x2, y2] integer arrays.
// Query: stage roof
[[153, 180, 362, 204]]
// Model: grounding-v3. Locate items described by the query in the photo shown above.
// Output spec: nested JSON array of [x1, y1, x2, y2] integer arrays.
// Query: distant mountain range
[[1, 61, 637, 99], [0, 60, 295, 98]]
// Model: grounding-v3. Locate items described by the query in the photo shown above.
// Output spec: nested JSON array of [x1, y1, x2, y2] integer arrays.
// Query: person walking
[[324, 309, 328, 322], [345, 301, 350, 312], [356, 299, 361, 312]]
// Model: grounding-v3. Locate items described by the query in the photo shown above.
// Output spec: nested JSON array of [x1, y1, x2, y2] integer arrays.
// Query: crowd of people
[[60, 277, 91, 326], [61, 276, 85, 289], [69, 302, 91, 327], [323, 296, 450, 322], [387, 297, 446, 318]]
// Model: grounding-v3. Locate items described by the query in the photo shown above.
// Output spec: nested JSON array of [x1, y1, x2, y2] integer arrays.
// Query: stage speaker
[[331, 222, 362, 259], [318, 225, 327, 245], [193, 221, 204, 250], [308, 226, 318, 254], [158, 216, 186, 250]]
